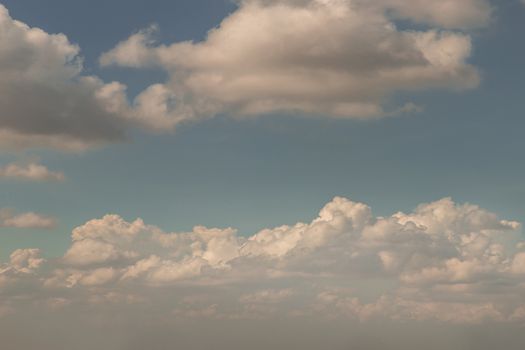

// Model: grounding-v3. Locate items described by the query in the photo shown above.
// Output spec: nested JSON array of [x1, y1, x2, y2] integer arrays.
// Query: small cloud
[[240, 289, 294, 304], [0, 161, 65, 182], [388, 102, 425, 117], [0, 209, 57, 229]]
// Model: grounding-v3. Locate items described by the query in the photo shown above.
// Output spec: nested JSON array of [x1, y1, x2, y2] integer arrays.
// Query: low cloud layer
[[100, 0, 484, 128], [1, 197, 524, 325]]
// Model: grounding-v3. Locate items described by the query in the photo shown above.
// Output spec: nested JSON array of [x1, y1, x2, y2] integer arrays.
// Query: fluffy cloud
[[1, 196, 524, 324], [0, 5, 131, 151], [0, 5, 180, 152], [0, 161, 64, 181], [3, 249, 44, 273], [0, 249, 44, 287], [0, 209, 56, 229], [100, 0, 484, 128], [0, 1, 496, 151]]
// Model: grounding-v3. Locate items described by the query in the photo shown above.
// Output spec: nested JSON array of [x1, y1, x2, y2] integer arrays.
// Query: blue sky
[[1, 2, 525, 348], [1, 0, 523, 258]]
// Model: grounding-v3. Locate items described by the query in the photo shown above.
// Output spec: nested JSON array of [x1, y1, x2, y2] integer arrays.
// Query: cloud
[[0, 161, 65, 181], [0, 209, 57, 229], [100, 0, 484, 129], [1, 196, 524, 325], [0, 5, 135, 151], [370, 0, 492, 28], [2, 249, 45, 273], [0, 249, 44, 287], [0, 1, 495, 152], [240, 289, 294, 304]]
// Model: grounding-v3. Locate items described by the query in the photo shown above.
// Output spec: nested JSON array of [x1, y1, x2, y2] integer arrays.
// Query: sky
[[0, 0, 525, 349]]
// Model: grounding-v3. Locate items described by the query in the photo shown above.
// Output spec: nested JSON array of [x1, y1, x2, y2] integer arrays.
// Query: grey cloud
[[0, 5, 130, 151]]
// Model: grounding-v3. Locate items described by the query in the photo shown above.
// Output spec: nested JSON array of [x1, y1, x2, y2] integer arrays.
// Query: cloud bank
[[1, 196, 524, 325]]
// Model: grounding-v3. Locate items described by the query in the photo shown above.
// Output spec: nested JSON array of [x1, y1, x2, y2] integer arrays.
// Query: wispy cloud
[[0, 209, 57, 229], [0, 161, 65, 182]]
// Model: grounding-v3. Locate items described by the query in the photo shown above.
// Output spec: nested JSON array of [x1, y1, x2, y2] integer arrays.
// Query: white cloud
[[0, 249, 45, 288], [0, 209, 56, 229], [6, 249, 45, 273], [1, 196, 524, 325], [62, 239, 130, 267], [0, 161, 64, 181], [0, 1, 497, 152], [100, 0, 483, 129]]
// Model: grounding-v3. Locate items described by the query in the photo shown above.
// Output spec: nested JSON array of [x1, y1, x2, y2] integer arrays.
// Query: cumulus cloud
[[0, 0, 496, 151], [2, 249, 45, 273], [0, 249, 44, 287], [0, 161, 64, 181], [100, 0, 485, 129], [0, 5, 178, 152], [0, 209, 57, 229], [1, 196, 524, 325], [0, 5, 133, 151]]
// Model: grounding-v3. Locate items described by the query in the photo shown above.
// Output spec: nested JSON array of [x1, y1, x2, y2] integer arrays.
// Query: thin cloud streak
[[0, 161, 65, 182]]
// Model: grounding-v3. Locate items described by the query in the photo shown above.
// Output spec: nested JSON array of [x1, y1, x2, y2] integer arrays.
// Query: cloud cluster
[[100, 0, 485, 128], [0, 209, 56, 229], [0, 0, 496, 151], [1, 197, 524, 324], [0, 161, 65, 181]]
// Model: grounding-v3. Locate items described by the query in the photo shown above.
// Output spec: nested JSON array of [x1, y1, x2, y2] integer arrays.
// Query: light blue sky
[[3, 3, 525, 348], [1, 0, 524, 259]]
